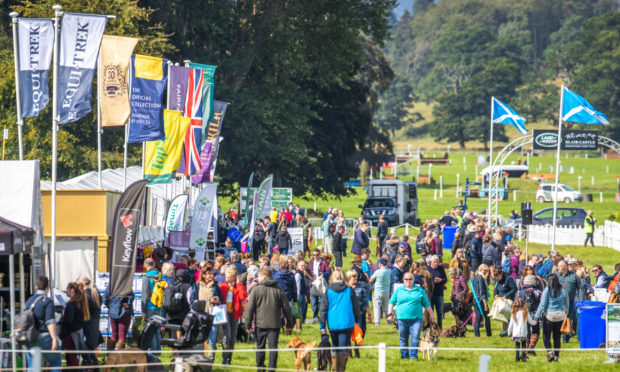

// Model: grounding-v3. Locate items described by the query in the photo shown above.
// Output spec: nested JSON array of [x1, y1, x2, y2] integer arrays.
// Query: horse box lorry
[[359, 179, 418, 226]]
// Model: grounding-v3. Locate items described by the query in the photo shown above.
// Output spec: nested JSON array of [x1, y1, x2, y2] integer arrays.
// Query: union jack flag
[[177, 68, 204, 176]]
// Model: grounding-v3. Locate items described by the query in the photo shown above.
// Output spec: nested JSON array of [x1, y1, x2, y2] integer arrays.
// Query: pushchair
[[138, 301, 214, 372]]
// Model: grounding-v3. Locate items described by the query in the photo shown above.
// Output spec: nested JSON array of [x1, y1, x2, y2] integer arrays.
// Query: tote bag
[[210, 304, 228, 325]]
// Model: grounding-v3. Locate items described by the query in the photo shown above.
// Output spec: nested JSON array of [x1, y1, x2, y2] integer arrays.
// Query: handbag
[[351, 323, 364, 345], [489, 297, 512, 323], [310, 276, 327, 297], [210, 304, 228, 325], [290, 301, 302, 319], [560, 317, 572, 335], [545, 311, 566, 322]]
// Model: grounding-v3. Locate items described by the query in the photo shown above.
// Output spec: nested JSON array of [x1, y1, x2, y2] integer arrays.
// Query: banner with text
[[144, 109, 190, 183], [100, 35, 138, 126], [189, 184, 217, 262], [192, 100, 228, 183], [128, 54, 168, 142], [532, 129, 598, 150], [164, 194, 188, 246]]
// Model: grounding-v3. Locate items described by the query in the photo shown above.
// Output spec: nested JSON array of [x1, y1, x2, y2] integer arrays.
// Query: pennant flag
[[191, 142, 213, 184], [176, 68, 204, 176], [167, 65, 190, 111], [108, 179, 148, 297], [561, 86, 609, 125], [191, 100, 228, 183], [491, 97, 527, 134], [256, 175, 274, 224], [128, 55, 168, 142], [16, 18, 54, 118], [188, 62, 216, 148], [164, 194, 188, 246], [189, 183, 217, 262], [99, 35, 139, 127], [144, 109, 190, 183], [57, 13, 107, 124], [208, 101, 228, 182]]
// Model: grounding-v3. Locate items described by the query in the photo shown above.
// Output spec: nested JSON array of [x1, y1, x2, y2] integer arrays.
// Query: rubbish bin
[[576, 301, 606, 349], [442, 226, 459, 252]]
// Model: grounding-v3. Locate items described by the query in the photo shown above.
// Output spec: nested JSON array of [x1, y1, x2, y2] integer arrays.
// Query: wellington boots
[[106, 339, 116, 352], [117, 340, 126, 350], [332, 356, 339, 372], [295, 318, 303, 331]]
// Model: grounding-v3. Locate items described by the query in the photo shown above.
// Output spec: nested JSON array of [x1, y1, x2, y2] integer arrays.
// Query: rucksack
[[329, 223, 337, 235], [537, 259, 553, 279], [149, 273, 168, 308], [163, 281, 187, 313], [523, 288, 537, 311], [502, 257, 511, 274], [14, 296, 45, 346]]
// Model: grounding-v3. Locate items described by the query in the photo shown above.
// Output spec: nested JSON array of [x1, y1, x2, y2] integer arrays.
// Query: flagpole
[[50, 3, 62, 294], [97, 52, 103, 189], [487, 98, 494, 227], [124, 56, 133, 190], [184, 59, 191, 210], [10, 12, 24, 161], [551, 86, 565, 251]]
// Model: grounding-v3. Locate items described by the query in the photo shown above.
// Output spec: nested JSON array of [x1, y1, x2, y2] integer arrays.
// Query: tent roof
[[0, 216, 34, 255]]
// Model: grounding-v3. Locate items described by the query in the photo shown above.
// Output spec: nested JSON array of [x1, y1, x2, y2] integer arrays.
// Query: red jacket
[[219, 281, 248, 320]]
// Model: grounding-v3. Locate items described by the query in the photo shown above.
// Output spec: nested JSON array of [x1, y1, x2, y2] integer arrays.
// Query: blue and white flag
[[57, 13, 107, 124], [561, 86, 609, 125], [17, 18, 54, 118], [491, 97, 527, 134]]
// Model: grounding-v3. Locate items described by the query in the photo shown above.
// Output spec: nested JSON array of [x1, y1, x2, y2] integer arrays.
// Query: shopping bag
[[560, 317, 572, 335], [290, 301, 303, 319], [210, 305, 228, 325], [310, 275, 327, 297], [489, 297, 512, 323], [351, 323, 364, 345]]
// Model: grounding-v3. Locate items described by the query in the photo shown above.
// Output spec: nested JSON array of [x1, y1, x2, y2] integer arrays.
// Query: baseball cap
[[378, 258, 388, 265]]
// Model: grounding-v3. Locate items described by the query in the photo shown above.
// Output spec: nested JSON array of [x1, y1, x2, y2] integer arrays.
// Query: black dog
[[236, 321, 249, 343], [317, 334, 332, 371]]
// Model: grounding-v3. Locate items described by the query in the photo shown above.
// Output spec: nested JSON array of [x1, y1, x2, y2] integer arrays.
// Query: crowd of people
[[22, 204, 620, 371]]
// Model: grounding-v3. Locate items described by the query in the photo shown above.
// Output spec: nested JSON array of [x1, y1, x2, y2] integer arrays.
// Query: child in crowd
[[507, 298, 529, 362]]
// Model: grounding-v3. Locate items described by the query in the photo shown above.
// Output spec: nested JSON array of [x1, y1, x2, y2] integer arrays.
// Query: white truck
[[359, 179, 419, 226]]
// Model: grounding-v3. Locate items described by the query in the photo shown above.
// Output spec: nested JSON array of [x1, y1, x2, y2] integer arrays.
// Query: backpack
[[149, 273, 168, 308], [14, 296, 45, 346], [537, 259, 553, 279], [163, 281, 187, 314], [328, 223, 337, 235], [523, 288, 537, 311], [502, 257, 511, 274]]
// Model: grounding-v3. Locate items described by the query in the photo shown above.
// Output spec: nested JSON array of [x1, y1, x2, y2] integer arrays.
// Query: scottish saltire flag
[[491, 97, 527, 134], [176, 68, 204, 176], [561, 86, 609, 125], [57, 13, 107, 124], [16, 18, 54, 118]]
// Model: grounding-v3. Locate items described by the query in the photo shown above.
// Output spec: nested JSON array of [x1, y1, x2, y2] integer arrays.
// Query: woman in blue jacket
[[319, 268, 360, 371], [535, 274, 568, 362], [103, 288, 134, 351]]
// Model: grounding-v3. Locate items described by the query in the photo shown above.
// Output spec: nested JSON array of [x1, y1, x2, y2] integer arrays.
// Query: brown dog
[[287, 336, 316, 371], [420, 322, 441, 361], [103, 347, 148, 372]]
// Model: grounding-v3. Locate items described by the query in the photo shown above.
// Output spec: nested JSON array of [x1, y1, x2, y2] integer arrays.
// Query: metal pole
[[551, 86, 565, 251], [525, 225, 529, 261], [10, 12, 24, 160], [488, 98, 494, 226], [479, 354, 491, 372], [97, 52, 103, 189], [394, 154, 398, 179], [9, 254, 17, 372], [440, 173, 443, 198], [428, 164, 431, 185], [378, 343, 386, 372], [50, 4, 62, 293], [31, 347, 42, 372], [123, 123, 128, 190], [456, 173, 460, 198]]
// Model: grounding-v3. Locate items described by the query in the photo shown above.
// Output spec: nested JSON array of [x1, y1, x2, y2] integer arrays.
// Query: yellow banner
[[144, 110, 191, 183], [134, 54, 164, 80], [99, 35, 139, 127]]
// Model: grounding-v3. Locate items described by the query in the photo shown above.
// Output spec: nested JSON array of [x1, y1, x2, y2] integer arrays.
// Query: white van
[[536, 183, 583, 203]]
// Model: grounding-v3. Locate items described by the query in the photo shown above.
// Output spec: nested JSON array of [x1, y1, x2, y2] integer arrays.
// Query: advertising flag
[[16, 18, 54, 118], [561, 86, 609, 125], [191, 142, 213, 184], [100, 35, 139, 127], [164, 194, 188, 246], [188, 62, 216, 147], [256, 175, 274, 225], [108, 179, 148, 297], [128, 54, 168, 142], [57, 13, 107, 124], [192, 100, 227, 183], [189, 183, 217, 262], [176, 68, 204, 176], [167, 65, 190, 111], [244, 172, 254, 228], [144, 109, 190, 183], [491, 97, 527, 134]]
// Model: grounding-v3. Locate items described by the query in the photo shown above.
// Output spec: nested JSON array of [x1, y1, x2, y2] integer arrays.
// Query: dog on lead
[[287, 336, 316, 372], [420, 321, 441, 361], [103, 347, 148, 372], [316, 334, 333, 371]]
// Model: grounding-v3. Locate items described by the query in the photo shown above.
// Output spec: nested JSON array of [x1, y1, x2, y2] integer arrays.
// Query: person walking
[[141, 258, 164, 351], [275, 224, 292, 256], [584, 210, 597, 247], [387, 272, 434, 360], [448, 267, 468, 325], [450, 248, 471, 279], [557, 260, 580, 342], [346, 270, 368, 358], [535, 274, 569, 362], [274, 257, 297, 304], [302, 216, 313, 259], [469, 231, 483, 273], [192, 266, 222, 355], [319, 268, 361, 372], [472, 264, 492, 337], [25, 276, 61, 372], [376, 215, 388, 257], [516, 275, 542, 354], [370, 258, 392, 326], [245, 268, 294, 371], [427, 255, 447, 329], [507, 299, 529, 362], [76, 275, 102, 365], [351, 222, 369, 255], [60, 282, 90, 367], [219, 266, 248, 365], [322, 213, 335, 254], [265, 216, 278, 257], [494, 267, 517, 337], [309, 249, 331, 320], [104, 287, 133, 351], [333, 224, 346, 268]]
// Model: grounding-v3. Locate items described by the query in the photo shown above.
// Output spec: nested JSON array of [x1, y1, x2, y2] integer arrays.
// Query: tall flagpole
[[10, 12, 24, 160], [551, 86, 565, 251], [487, 97, 494, 227], [124, 56, 132, 190], [97, 52, 103, 188], [184, 59, 192, 210], [50, 4, 62, 293]]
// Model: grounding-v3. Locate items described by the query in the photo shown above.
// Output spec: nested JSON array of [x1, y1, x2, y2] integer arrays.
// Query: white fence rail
[[527, 220, 620, 251]]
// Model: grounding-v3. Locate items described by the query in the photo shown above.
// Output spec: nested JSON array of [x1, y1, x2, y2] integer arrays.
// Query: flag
[[16, 18, 54, 118], [176, 68, 204, 176], [192, 100, 228, 184], [191, 142, 213, 184], [167, 65, 190, 111], [189, 183, 217, 262], [164, 194, 188, 246], [491, 97, 527, 134], [188, 62, 216, 147], [99, 35, 139, 127], [57, 13, 107, 124], [561, 86, 609, 125], [108, 179, 148, 297], [144, 109, 190, 183], [244, 172, 254, 228], [255, 175, 274, 224], [128, 55, 168, 142]]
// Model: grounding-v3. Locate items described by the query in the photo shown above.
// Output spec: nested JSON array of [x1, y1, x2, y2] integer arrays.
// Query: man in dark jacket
[[333, 225, 345, 268], [427, 255, 447, 328], [376, 215, 388, 257], [265, 216, 278, 257], [469, 231, 482, 272], [351, 223, 369, 255], [273, 260, 297, 303], [25, 276, 61, 371], [275, 225, 292, 255], [245, 268, 294, 371]]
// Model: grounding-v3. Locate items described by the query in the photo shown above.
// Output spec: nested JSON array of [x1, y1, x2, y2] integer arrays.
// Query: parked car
[[536, 183, 583, 203], [511, 207, 587, 227]]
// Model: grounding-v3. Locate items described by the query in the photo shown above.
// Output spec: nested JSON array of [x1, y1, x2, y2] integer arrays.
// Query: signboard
[[288, 227, 303, 256], [240, 187, 293, 211], [532, 129, 598, 150], [608, 303, 620, 356]]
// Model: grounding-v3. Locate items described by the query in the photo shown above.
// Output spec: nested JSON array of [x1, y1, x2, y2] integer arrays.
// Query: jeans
[[208, 323, 219, 348], [280, 248, 288, 256], [397, 318, 423, 359], [297, 296, 307, 322], [372, 292, 390, 325], [145, 308, 163, 351], [473, 303, 491, 337], [584, 233, 594, 246], [329, 329, 352, 355], [430, 294, 444, 328], [311, 295, 321, 319], [268, 238, 276, 255], [221, 314, 239, 364], [256, 328, 280, 371], [334, 251, 343, 268], [543, 318, 563, 357], [26, 334, 62, 372]]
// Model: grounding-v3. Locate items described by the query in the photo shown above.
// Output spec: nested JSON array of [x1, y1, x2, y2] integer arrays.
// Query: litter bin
[[576, 301, 606, 349], [442, 226, 459, 252]]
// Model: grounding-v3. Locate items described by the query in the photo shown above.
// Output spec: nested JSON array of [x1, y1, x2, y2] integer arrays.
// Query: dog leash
[[459, 312, 474, 329]]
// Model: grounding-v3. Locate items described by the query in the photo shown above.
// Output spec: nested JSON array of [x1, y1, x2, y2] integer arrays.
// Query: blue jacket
[[319, 282, 360, 331], [104, 288, 134, 319], [351, 229, 367, 255], [535, 287, 568, 320], [469, 237, 482, 259], [142, 269, 162, 311], [390, 267, 404, 290], [274, 269, 297, 302], [494, 275, 517, 300], [537, 259, 554, 279]]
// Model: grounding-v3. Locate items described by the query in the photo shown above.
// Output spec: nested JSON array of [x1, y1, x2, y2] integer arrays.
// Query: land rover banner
[[108, 179, 148, 297], [532, 129, 598, 150]]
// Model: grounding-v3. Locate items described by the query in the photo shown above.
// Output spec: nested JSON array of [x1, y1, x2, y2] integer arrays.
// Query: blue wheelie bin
[[442, 226, 459, 253], [576, 301, 606, 349]]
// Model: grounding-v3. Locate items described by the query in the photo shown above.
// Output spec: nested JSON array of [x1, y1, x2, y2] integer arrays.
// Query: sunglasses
[[404, 278, 414, 281]]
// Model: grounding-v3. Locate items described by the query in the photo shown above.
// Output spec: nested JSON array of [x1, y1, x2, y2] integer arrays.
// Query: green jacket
[[245, 279, 294, 329]]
